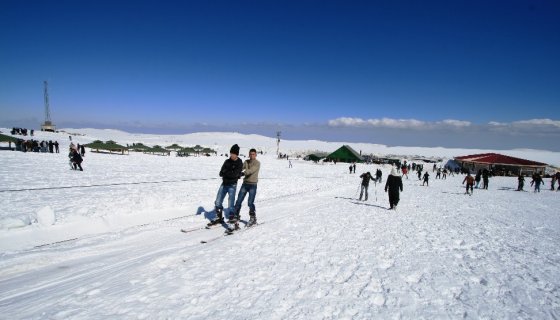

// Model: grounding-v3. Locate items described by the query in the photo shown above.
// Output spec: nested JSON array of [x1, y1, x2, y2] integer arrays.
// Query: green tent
[[84, 140, 129, 154], [145, 145, 170, 156], [0, 133, 20, 150], [129, 142, 150, 152], [166, 143, 183, 150], [326, 145, 364, 163], [305, 153, 328, 162]]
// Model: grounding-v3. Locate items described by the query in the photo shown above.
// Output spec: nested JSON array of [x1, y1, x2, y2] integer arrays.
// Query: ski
[[201, 221, 263, 243]]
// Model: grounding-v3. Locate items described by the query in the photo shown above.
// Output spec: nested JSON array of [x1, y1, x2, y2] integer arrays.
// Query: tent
[[454, 153, 547, 176], [304, 153, 328, 162], [325, 145, 364, 163], [0, 133, 20, 150], [84, 140, 129, 155], [144, 145, 170, 156]]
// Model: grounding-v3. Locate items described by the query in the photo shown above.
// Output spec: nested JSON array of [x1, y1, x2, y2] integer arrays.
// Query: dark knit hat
[[230, 144, 240, 155]]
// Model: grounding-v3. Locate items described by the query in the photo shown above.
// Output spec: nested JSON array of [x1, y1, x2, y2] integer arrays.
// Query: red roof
[[454, 153, 547, 167]]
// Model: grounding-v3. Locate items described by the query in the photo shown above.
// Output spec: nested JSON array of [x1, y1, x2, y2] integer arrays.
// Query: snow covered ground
[[0, 128, 559, 319]]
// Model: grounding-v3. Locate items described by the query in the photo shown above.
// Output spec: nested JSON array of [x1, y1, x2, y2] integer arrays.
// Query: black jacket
[[72, 152, 83, 164], [219, 157, 243, 186], [385, 174, 403, 193], [360, 173, 375, 186]]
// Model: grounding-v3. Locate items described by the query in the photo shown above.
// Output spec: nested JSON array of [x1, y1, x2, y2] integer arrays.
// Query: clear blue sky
[[1, 0, 559, 150]]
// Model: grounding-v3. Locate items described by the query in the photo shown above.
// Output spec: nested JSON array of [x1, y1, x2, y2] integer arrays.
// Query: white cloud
[[328, 117, 471, 130]]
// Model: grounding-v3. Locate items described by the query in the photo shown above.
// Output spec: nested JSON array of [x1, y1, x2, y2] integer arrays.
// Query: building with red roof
[[454, 153, 547, 176]]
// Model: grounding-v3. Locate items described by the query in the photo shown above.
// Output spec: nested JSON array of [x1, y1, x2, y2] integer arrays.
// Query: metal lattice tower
[[44, 81, 51, 122], [41, 80, 56, 131]]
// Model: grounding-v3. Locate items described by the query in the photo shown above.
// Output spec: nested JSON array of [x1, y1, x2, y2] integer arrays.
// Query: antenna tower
[[41, 80, 56, 131]]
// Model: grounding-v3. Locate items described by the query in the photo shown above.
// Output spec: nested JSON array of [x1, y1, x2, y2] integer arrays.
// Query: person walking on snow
[[385, 168, 403, 210], [233, 148, 261, 227], [463, 172, 475, 195], [531, 173, 544, 193], [208, 144, 243, 226], [359, 171, 375, 201], [475, 170, 482, 188], [517, 174, 525, 191], [422, 172, 430, 186], [401, 165, 408, 179]]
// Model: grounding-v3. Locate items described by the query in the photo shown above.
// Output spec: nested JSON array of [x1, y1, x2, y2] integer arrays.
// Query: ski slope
[[0, 129, 559, 319]]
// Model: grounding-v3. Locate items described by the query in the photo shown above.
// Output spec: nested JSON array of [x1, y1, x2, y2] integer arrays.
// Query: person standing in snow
[[422, 172, 430, 186], [475, 170, 482, 188], [385, 168, 403, 210], [359, 171, 375, 201], [70, 149, 83, 171], [349, 165, 352, 174], [462, 172, 475, 195], [376, 169, 383, 183], [232, 148, 261, 227], [353, 163, 356, 174], [208, 144, 243, 226], [482, 169, 490, 190], [401, 165, 408, 179], [417, 168, 422, 180], [556, 172, 560, 191], [531, 172, 544, 193], [517, 174, 525, 191]]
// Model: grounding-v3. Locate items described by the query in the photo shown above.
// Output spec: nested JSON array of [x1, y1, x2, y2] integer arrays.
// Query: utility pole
[[276, 131, 281, 156]]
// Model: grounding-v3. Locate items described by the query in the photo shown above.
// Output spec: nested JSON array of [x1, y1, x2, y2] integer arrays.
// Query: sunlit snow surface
[[0, 128, 559, 319]]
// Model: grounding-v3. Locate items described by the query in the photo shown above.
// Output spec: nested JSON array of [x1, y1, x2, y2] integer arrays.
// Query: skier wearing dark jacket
[[359, 172, 375, 201], [385, 168, 403, 210], [208, 144, 243, 225]]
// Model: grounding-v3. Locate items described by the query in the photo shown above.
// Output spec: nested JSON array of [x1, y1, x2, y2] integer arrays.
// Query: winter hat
[[230, 144, 240, 155], [390, 168, 397, 176]]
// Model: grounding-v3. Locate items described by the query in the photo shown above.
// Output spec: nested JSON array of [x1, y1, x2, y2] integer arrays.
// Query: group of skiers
[[517, 172, 560, 192], [207, 144, 261, 228]]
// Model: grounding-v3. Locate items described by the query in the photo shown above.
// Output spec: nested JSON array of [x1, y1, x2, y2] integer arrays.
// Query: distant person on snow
[[417, 169, 422, 180], [482, 169, 490, 190], [208, 144, 243, 226], [517, 174, 525, 191], [233, 148, 261, 227], [376, 169, 383, 183], [556, 172, 560, 191], [531, 173, 544, 193], [359, 171, 375, 201], [70, 149, 83, 171], [401, 165, 408, 179], [349, 165, 352, 174], [475, 170, 482, 188], [462, 172, 475, 195], [422, 172, 430, 186], [385, 168, 403, 210]]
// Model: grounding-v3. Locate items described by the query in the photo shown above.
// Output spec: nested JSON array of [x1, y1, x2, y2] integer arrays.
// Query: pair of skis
[[180, 220, 260, 244]]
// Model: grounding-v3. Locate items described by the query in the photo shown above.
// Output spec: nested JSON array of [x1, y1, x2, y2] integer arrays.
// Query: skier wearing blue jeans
[[208, 144, 243, 226], [233, 148, 261, 226]]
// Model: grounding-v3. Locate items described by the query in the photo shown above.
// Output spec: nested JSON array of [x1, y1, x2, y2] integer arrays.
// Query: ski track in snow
[[0, 129, 559, 319]]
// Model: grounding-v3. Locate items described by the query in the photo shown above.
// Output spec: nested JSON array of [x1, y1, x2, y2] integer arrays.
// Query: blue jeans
[[214, 184, 237, 214], [234, 183, 257, 214]]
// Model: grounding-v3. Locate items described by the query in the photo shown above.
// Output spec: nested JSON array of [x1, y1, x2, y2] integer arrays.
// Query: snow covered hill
[[0, 128, 559, 318]]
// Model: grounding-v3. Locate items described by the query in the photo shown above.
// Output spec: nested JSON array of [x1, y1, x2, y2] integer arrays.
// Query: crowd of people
[[15, 139, 60, 153], [10, 127, 33, 136]]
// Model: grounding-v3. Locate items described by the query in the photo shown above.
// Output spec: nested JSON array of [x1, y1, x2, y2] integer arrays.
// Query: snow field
[[0, 129, 559, 319]]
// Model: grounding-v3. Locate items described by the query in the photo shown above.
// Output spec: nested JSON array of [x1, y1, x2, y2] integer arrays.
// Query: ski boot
[[207, 208, 224, 226]]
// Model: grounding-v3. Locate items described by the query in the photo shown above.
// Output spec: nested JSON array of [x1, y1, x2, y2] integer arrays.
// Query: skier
[[517, 174, 525, 191], [475, 170, 482, 188], [531, 173, 544, 193], [417, 169, 422, 180], [401, 165, 408, 179], [358, 171, 375, 201], [462, 172, 475, 195], [232, 148, 261, 227], [385, 168, 403, 210], [353, 163, 356, 174], [482, 169, 490, 190], [207, 144, 243, 226], [422, 172, 430, 186]]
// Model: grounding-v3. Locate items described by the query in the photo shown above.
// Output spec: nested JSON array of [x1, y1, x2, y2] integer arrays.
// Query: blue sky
[[1, 0, 559, 150]]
